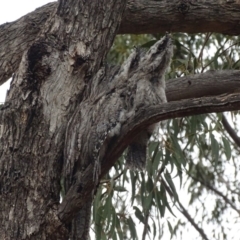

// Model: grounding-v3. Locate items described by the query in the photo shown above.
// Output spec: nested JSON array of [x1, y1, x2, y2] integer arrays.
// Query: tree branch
[[1, 1, 240, 85], [2, 70, 240, 124], [58, 92, 240, 223], [111, 93, 240, 170], [121, 0, 240, 35], [166, 70, 240, 102], [189, 173, 240, 216], [142, 211, 150, 240], [177, 201, 209, 240], [222, 114, 240, 147], [161, 178, 209, 240]]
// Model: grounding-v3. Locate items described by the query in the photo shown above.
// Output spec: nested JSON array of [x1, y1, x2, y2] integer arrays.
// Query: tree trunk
[[0, 0, 127, 239]]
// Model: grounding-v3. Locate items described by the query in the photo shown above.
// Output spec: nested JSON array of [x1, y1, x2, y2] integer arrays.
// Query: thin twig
[[198, 33, 212, 71], [189, 173, 240, 216], [222, 114, 240, 147], [176, 202, 209, 240], [218, 175, 240, 196], [142, 211, 150, 240], [100, 171, 124, 184], [161, 178, 210, 240]]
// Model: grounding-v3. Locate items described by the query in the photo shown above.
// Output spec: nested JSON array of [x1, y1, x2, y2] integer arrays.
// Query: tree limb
[[122, 0, 240, 35], [1, 0, 240, 85], [166, 70, 240, 102], [2, 70, 240, 123]]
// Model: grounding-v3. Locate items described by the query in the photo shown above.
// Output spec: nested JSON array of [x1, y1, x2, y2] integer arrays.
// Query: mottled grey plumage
[[125, 34, 173, 170], [86, 34, 173, 179]]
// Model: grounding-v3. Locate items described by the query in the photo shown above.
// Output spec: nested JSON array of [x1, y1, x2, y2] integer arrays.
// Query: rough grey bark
[[0, 0, 127, 239], [0, 3, 53, 86], [166, 70, 240, 102]]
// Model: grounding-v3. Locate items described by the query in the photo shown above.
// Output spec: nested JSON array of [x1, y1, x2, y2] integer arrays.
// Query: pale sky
[[0, 0, 54, 103]]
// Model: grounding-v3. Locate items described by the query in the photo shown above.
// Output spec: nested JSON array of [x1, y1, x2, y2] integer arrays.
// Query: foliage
[[91, 33, 240, 240]]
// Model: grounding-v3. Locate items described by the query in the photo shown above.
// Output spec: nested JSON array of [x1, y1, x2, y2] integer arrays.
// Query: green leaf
[[127, 217, 137, 240], [130, 170, 137, 205], [167, 220, 174, 237], [177, 58, 189, 69], [148, 141, 160, 174], [164, 170, 179, 202], [171, 119, 179, 137], [114, 185, 127, 192], [160, 184, 176, 217], [141, 40, 158, 48], [176, 168, 183, 188], [95, 205, 104, 240], [153, 150, 163, 173], [148, 142, 160, 161], [140, 172, 146, 206], [116, 215, 123, 240], [154, 188, 165, 217], [104, 194, 112, 227], [146, 177, 154, 194], [133, 206, 145, 224], [222, 137, 231, 160], [171, 135, 186, 167], [145, 192, 153, 212], [109, 208, 117, 239], [210, 133, 219, 166]]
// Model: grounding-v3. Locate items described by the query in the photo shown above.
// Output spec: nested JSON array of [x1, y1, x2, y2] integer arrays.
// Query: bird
[[125, 33, 173, 170]]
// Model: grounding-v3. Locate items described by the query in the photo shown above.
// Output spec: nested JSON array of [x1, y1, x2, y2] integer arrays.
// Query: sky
[[0, 0, 54, 103]]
